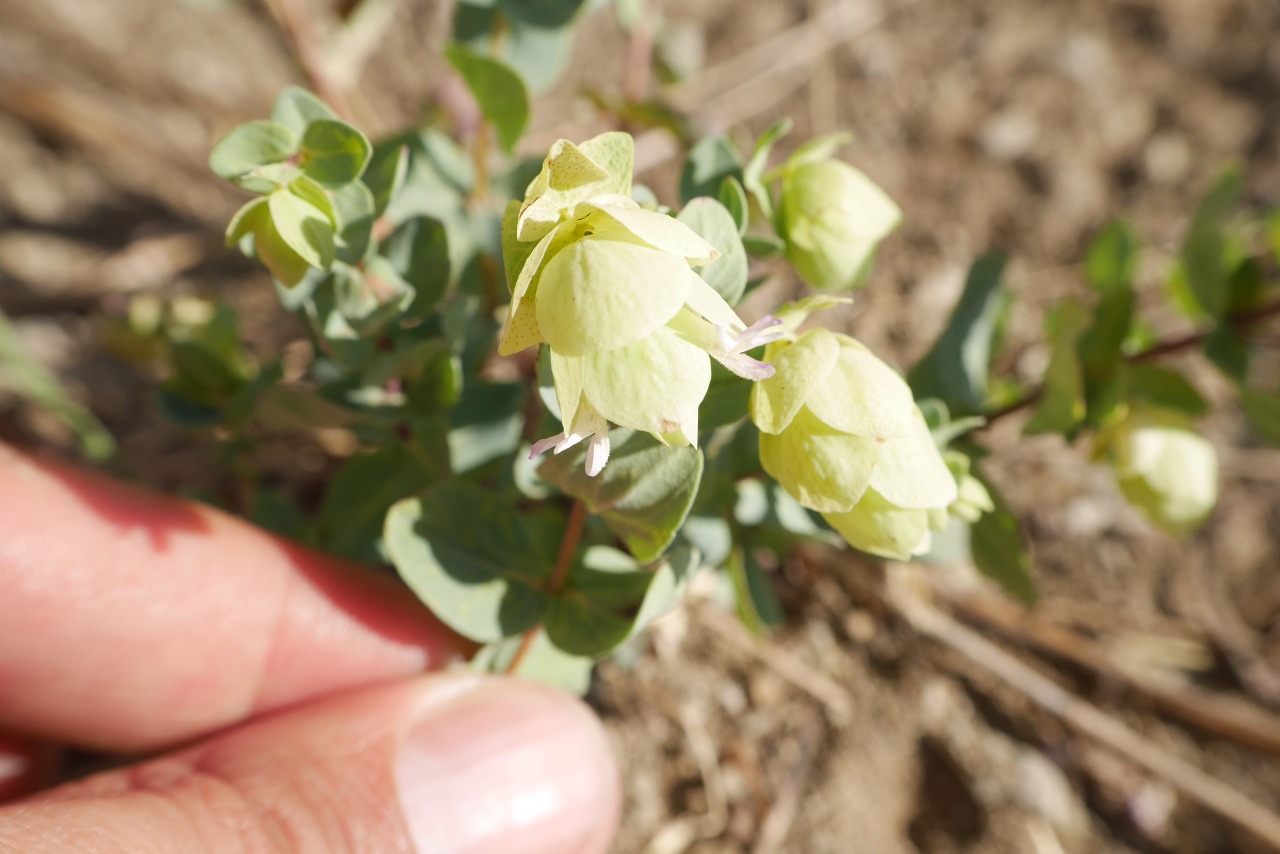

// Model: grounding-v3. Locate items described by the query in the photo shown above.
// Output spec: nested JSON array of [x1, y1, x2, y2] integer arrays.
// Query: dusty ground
[[3, 0, 1280, 851]]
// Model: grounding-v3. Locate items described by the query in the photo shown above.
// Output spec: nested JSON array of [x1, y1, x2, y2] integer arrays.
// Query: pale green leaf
[[676, 198, 748, 304], [679, 135, 742, 205], [271, 87, 338, 136], [267, 188, 335, 269], [1024, 300, 1089, 436], [540, 430, 704, 563], [300, 119, 372, 187], [385, 483, 555, 643], [209, 120, 297, 184], [908, 253, 1007, 416], [445, 44, 530, 154]]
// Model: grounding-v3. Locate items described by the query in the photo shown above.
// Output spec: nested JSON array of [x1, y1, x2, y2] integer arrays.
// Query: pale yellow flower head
[[501, 133, 782, 476], [1095, 405, 1218, 536], [750, 325, 957, 560]]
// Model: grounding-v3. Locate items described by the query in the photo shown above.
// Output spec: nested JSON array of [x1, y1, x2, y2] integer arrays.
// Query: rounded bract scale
[[577, 326, 708, 446], [823, 488, 945, 562], [758, 406, 880, 514], [535, 237, 694, 355]]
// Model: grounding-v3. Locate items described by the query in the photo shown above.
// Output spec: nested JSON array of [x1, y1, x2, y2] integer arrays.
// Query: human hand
[[0, 447, 620, 853]]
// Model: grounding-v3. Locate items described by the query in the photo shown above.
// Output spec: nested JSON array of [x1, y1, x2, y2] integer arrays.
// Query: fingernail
[[396, 677, 617, 854]]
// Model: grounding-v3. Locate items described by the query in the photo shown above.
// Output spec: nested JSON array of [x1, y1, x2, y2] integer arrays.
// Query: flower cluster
[[750, 325, 958, 560], [1094, 405, 1218, 536], [499, 133, 782, 475], [775, 145, 901, 292]]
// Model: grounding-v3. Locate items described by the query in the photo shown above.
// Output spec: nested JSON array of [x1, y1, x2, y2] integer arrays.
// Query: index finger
[[0, 446, 467, 752]]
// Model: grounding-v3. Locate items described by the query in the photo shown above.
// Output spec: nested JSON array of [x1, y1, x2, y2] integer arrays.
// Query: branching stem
[[982, 295, 1280, 428]]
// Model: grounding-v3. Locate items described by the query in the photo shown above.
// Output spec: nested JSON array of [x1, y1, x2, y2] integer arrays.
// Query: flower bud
[[778, 159, 901, 292], [750, 328, 957, 560], [1094, 406, 1218, 536], [943, 450, 994, 525], [503, 134, 783, 476]]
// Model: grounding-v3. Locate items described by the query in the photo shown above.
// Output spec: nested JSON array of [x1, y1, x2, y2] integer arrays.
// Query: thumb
[[0, 675, 620, 854]]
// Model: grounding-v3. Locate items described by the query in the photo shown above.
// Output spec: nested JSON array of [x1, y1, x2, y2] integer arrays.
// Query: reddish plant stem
[[982, 296, 1280, 428], [505, 500, 589, 674], [622, 0, 654, 104], [265, 0, 354, 120], [504, 627, 541, 676], [549, 500, 588, 593]]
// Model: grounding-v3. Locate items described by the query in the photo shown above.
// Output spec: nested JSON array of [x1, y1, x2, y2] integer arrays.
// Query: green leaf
[[1269, 211, 1280, 265], [742, 118, 792, 222], [1179, 163, 1243, 319], [287, 175, 336, 226], [700, 360, 752, 431], [381, 216, 451, 312], [543, 543, 699, 657], [742, 233, 785, 258], [346, 258, 417, 334], [539, 429, 704, 563], [676, 197, 748, 305], [268, 188, 335, 270], [1024, 300, 1088, 436], [969, 469, 1035, 604], [248, 489, 308, 542], [679, 135, 743, 205], [385, 482, 557, 643], [315, 446, 435, 565], [631, 545, 699, 634], [1128, 364, 1208, 417], [447, 381, 526, 474], [226, 197, 268, 245], [784, 131, 853, 171], [300, 119, 373, 187], [444, 44, 530, 154], [472, 632, 594, 695], [1078, 286, 1135, 426], [504, 18, 578, 93], [253, 385, 363, 431], [727, 545, 783, 632], [209, 120, 297, 185], [500, 0, 586, 28], [1227, 257, 1267, 314], [908, 253, 1008, 416], [718, 176, 749, 235], [362, 143, 409, 219], [1204, 324, 1249, 383], [0, 309, 115, 460], [1241, 388, 1280, 446], [331, 180, 376, 265], [1084, 220, 1139, 292], [271, 86, 338, 136], [544, 547, 651, 656]]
